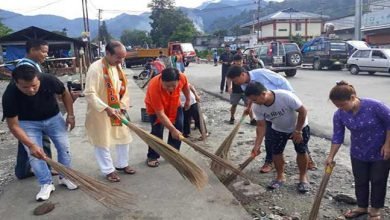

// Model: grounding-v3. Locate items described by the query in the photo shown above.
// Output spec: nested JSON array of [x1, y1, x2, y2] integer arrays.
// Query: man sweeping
[[144, 67, 191, 167], [84, 41, 135, 183]]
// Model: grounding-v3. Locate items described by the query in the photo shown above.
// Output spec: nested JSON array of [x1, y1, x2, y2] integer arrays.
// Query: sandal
[[368, 213, 381, 220], [259, 162, 273, 173], [343, 209, 368, 219], [116, 166, 136, 175], [106, 172, 120, 182], [297, 182, 310, 193], [267, 179, 284, 190], [146, 159, 159, 168]]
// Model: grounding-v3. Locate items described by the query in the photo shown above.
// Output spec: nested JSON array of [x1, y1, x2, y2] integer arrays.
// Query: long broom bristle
[[210, 114, 247, 176], [222, 154, 256, 185], [180, 136, 253, 182], [308, 162, 336, 220], [44, 158, 133, 210], [120, 117, 208, 190]]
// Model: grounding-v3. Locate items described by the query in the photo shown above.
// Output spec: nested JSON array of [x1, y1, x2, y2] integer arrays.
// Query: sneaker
[[229, 118, 235, 124], [250, 119, 257, 126], [308, 155, 317, 170], [36, 183, 55, 201], [259, 162, 273, 173], [58, 177, 78, 190]]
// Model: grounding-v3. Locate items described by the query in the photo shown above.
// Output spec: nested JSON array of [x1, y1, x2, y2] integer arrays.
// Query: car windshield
[[180, 43, 195, 52], [284, 44, 299, 53], [382, 49, 390, 57], [330, 42, 346, 51]]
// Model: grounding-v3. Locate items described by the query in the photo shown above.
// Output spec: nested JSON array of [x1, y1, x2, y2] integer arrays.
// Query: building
[[328, 16, 355, 40], [240, 8, 328, 42], [0, 26, 96, 75], [362, 8, 390, 47]]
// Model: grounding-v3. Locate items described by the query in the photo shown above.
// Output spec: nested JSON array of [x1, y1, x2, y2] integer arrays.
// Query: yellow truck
[[125, 42, 196, 68]]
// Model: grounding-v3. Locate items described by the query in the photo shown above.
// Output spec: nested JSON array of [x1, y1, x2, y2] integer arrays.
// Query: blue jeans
[[147, 107, 184, 159], [19, 113, 71, 185]]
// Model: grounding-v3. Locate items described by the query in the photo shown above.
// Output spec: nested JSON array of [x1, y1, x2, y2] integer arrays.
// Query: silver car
[[347, 49, 390, 75]]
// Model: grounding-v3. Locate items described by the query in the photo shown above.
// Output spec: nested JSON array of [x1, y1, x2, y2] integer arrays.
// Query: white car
[[347, 49, 390, 75]]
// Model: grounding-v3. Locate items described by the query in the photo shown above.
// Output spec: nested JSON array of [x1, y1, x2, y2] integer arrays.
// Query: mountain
[[0, 9, 151, 38]]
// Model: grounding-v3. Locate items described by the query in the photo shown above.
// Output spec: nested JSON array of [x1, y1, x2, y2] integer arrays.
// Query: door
[[351, 50, 371, 72], [371, 50, 388, 72]]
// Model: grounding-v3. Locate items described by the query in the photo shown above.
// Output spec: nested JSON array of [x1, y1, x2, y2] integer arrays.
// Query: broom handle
[[308, 161, 336, 220], [222, 154, 256, 185]]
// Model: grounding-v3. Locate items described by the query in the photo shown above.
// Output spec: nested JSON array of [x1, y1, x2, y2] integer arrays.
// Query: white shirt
[[180, 91, 196, 106], [252, 90, 308, 133]]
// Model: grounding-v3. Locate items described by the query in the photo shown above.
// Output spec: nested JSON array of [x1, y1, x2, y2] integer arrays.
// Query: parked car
[[244, 41, 302, 77], [301, 37, 348, 70], [347, 48, 390, 75]]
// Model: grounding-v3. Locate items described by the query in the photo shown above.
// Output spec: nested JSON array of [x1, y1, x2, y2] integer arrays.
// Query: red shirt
[[145, 73, 188, 123]]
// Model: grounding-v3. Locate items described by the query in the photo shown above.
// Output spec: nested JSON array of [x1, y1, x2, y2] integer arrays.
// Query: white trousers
[[94, 144, 129, 175]]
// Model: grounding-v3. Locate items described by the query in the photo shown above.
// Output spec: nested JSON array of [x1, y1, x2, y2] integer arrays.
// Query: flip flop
[[106, 172, 120, 182], [368, 213, 381, 220], [343, 209, 368, 219], [297, 182, 310, 193], [146, 159, 159, 168], [116, 166, 136, 175], [267, 180, 284, 190]]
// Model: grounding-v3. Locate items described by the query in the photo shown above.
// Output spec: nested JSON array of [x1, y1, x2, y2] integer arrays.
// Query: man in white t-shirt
[[245, 81, 310, 193]]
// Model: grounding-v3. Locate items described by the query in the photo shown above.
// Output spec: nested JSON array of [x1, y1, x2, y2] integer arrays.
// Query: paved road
[[184, 64, 390, 139]]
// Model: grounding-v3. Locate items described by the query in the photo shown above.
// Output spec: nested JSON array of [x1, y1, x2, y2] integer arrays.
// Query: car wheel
[[285, 69, 297, 77], [313, 60, 322, 70], [286, 52, 302, 66], [349, 65, 359, 75], [368, 71, 376, 75]]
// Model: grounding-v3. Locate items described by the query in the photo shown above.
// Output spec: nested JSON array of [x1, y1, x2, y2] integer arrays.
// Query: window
[[372, 50, 387, 59], [258, 46, 268, 56], [353, 50, 370, 58], [295, 23, 302, 31]]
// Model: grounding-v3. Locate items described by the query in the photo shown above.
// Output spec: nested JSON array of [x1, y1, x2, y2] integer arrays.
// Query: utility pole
[[256, 0, 261, 44], [354, 0, 363, 40], [98, 9, 102, 57]]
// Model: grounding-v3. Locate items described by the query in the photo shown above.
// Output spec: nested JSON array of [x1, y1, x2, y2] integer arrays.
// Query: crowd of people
[[1, 40, 389, 219]]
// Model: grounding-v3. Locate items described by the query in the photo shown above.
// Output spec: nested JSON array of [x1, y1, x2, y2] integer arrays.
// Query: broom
[[210, 113, 247, 176], [196, 102, 207, 142], [308, 161, 336, 220], [120, 117, 208, 190], [222, 151, 259, 185], [44, 158, 133, 210], [179, 136, 253, 182]]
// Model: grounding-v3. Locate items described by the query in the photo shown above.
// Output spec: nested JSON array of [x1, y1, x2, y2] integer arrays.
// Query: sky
[[0, 0, 221, 20]]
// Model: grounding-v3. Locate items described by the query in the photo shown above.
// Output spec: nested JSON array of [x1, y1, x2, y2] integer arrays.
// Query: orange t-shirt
[[145, 73, 188, 123]]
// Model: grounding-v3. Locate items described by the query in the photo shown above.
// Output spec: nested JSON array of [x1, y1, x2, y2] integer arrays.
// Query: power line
[[2, 0, 65, 20]]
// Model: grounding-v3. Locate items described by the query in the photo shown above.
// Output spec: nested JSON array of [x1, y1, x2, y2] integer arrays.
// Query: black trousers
[[15, 135, 52, 179], [220, 65, 230, 91], [351, 157, 390, 208], [183, 103, 207, 136], [147, 107, 184, 160]]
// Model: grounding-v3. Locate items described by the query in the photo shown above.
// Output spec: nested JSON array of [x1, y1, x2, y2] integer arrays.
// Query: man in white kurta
[[84, 41, 134, 182]]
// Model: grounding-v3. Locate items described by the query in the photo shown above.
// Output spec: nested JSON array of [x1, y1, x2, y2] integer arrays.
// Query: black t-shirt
[[219, 52, 233, 66], [2, 74, 65, 121]]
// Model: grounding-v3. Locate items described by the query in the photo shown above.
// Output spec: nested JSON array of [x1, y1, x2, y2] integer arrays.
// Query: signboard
[[362, 9, 390, 28]]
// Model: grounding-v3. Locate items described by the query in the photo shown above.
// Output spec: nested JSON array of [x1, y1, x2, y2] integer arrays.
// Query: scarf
[[102, 58, 127, 126]]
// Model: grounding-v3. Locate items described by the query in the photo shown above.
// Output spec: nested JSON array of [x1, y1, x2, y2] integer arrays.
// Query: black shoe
[[229, 118, 235, 124], [220, 90, 223, 94], [250, 119, 257, 126]]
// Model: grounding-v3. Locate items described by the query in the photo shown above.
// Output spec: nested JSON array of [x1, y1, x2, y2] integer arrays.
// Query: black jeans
[[183, 103, 207, 136], [351, 157, 390, 208], [147, 107, 184, 160], [220, 65, 230, 91], [15, 135, 52, 179]]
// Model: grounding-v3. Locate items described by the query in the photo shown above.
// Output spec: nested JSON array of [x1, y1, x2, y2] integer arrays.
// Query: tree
[[148, 0, 197, 47], [120, 29, 152, 47], [213, 29, 228, 38], [0, 19, 12, 37], [99, 21, 112, 44]]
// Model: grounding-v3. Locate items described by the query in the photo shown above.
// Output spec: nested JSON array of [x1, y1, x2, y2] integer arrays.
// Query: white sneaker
[[58, 177, 78, 190], [36, 183, 55, 201]]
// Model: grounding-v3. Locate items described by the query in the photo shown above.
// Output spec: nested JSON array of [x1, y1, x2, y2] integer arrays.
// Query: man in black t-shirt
[[219, 45, 233, 94], [2, 65, 78, 201], [227, 54, 257, 125]]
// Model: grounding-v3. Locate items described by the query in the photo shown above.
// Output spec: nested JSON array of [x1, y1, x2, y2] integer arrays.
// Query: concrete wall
[[261, 21, 322, 39], [262, 24, 274, 38]]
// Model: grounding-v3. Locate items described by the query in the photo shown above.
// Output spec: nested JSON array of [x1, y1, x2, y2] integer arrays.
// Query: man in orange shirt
[[144, 67, 191, 167]]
